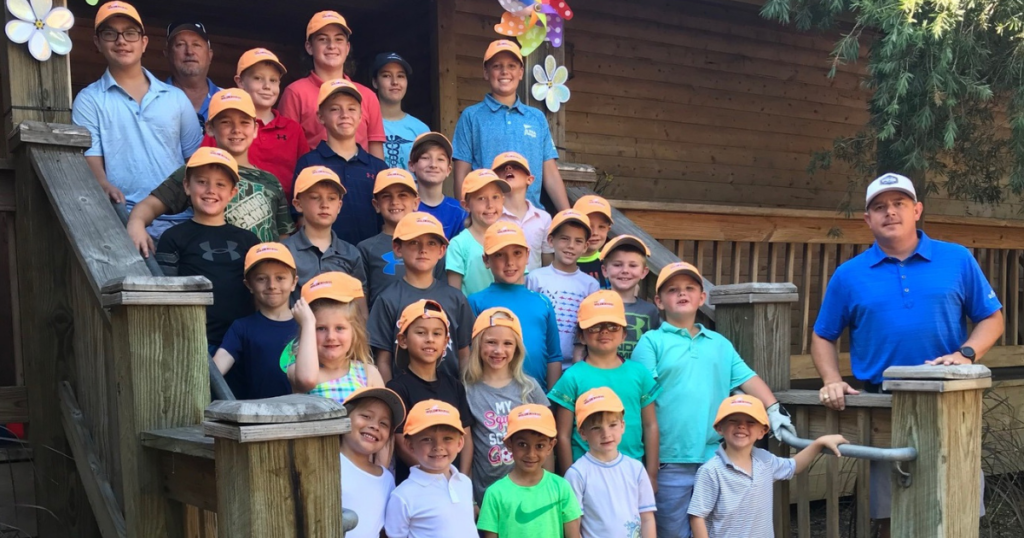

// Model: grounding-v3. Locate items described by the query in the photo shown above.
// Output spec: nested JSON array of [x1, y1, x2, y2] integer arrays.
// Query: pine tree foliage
[[761, 0, 1024, 207]]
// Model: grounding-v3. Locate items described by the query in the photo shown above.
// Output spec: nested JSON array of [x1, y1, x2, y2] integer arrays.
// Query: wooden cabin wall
[[453, 0, 1024, 219]]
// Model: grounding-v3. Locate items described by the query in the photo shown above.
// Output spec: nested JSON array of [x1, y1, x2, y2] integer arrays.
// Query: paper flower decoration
[[532, 55, 570, 113], [5, 0, 73, 62], [494, 0, 573, 56]]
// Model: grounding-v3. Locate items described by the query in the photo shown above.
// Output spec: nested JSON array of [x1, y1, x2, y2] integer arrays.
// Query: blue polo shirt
[[166, 76, 220, 126], [293, 142, 387, 246], [72, 69, 203, 205], [452, 94, 559, 209], [814, 231, 1001, 384]]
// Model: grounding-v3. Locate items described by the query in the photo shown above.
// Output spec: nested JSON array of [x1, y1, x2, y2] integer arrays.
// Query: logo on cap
[[208, 149, 230, 160], [387, 170, 405, 177], [478, 170, 499, 178], [592, 299, 615, 308], [254, 49, 272, 56], [416, 216, 435, 225], [219, 94, 242, 102], [321, 12, 340, 20], [496, 226, 517, 235], [517, 409, 543, 419], [729, 398, 753, 407], [880, 175, 899, 185], [108, 2, 128, 10], [313, 167, 331, 175], [583, 394, 605, 406], [255, 245, 278, 254], [308, 280, 332, 291], [497, 40, 514, 46], [425, 405, 450, 415]]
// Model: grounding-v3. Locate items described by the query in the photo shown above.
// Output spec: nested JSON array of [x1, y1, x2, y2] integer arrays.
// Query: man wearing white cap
[[811, 172, 1003, 537]]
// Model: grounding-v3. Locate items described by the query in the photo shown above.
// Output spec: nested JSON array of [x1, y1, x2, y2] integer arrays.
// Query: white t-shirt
[[499, 201, 553, 272], [341, 452, 395, 538], [564, 453, 657, 538], [525, 266, 600, 365], [384, 465, 477, 538]]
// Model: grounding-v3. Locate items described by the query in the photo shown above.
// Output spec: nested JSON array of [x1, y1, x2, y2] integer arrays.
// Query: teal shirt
[[631, 322, 756, 464], [447, 229, 494, 296], [547, 360, 660, 463]]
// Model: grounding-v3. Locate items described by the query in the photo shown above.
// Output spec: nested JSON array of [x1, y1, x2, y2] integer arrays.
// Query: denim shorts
[[655, 463, 701, 538]]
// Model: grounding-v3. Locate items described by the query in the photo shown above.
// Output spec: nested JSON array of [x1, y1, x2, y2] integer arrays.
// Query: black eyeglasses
[[97, 28, 143, 42], [585, 323, 623, 334]]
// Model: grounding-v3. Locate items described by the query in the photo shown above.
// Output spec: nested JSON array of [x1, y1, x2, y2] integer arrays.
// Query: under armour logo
[[381, 250, 404, 276], [200, 241, 241, 262], [277, 134, 288, 140]]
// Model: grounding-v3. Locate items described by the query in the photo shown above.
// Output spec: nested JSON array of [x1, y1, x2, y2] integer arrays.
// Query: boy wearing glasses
[[73, 1, 203, 241], [279, 11, 385, 159]]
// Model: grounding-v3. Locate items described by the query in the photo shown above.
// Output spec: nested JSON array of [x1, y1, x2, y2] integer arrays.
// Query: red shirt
[[201, 109, 309, 199], [277, 71, 385, 152]]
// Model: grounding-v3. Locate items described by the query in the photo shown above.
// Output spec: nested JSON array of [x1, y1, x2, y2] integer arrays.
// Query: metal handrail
[[777, 429, 918, 462]]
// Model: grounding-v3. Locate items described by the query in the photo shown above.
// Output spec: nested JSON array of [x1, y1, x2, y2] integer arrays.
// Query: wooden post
[[203, 395, 351, 538], [884, 364, 991, 538], [708, 282, 799, 538], [105, 276, 213, 538], [431, 0, 457, 197]]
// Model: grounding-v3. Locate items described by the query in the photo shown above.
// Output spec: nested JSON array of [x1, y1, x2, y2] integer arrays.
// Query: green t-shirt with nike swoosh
[[477, 471, 581, 538]]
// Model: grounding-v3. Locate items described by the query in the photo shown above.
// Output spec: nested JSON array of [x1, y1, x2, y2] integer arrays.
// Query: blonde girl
[[463, 307, 550, 504], [282, 271, 384, 402], [447, 169, 510, 295]]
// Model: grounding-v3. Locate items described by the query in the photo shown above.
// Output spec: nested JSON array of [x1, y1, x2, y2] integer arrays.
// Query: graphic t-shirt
[[154, 220, 260, 346], [151, 164, 295, 242], [477, 471, 582, 538], [383, 114, 430, 170], [622, 299, 661, 360], [565, 453, 657, 538], [525, 266, 600, 365], [465, 379, 550, 503], [357, 232, 447, 306], [218, 312, 296, 400]]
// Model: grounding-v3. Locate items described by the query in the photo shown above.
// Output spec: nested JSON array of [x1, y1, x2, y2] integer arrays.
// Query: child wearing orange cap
[[155, 148, 260, 351], [340, 387, 406, 538], [199, 48, 308, 198], [447, 169, 510, 296], [128, 88, 296, 256], [279, 11, 385, 158], [566, 388, 656, 538], [547, 291, 660, 486], [284, 272, 384, 403], [688, 395, 847, 538], [463, 308, 551, 504], [385, 400, 476, 538], [492, 152, 553, 271], [573, 195, 614, 289], [367, 213, 473, 382], [385, 300, 474, 486], [212, 243, 298, 399], [409, 132, 467, 240], [477, 404, 581, 538], [600, 235, 661, 360]]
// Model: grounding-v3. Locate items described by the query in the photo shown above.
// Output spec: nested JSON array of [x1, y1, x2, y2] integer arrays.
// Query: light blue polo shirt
[[814, 231, 1001, 384], [72, 69, 203, 205], [632, 322, 756, 464], [452, 94, 559, 209]]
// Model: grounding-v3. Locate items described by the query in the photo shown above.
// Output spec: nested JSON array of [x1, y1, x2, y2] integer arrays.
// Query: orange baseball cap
[[300, 271, 364, 304], [491, 151, 531, 175], [317, 78, 362, 107], [504, 404, 556, 440], [395, 300, 450, 373], [404, 400, 464, 436], [306, 10, 351, 39], [483, 222, 528, 255], [575, 387, 625, 428], [714, 394, 769, 427], [410, 132, 453, 160], [94, 1, 142, 29], [393, 212, 448, 244], [293, 166, 346, 199], [373, 168, 418, 195], [343, 387, 407, 432], [186, 147, 240, 184], [656, 261, 704, 292], [208, 88, 257, 121], [236, 48, 287, 76], [243, 242, 296, 275], [548, 209, 592, 237], [578, 290, 626, 329], [600, 235, 650, 261], [472, 307, 523, 339], [573, 195, 614, 224], [484, 39, 523, 65], [462, 169, 511, 198]]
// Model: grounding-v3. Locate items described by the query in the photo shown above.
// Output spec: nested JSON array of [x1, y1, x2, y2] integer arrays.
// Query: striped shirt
[[687, 447, 795, 538]]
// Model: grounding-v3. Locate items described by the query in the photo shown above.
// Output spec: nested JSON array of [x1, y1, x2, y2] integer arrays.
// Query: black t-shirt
[[155, 220, 260, 347], [577, 256, 610, 289], [386, 368, 474, 484]]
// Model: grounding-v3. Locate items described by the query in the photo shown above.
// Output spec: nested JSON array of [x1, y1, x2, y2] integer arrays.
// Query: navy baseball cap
[[166, 21, 209, 42], [371, 52, 412, 78]]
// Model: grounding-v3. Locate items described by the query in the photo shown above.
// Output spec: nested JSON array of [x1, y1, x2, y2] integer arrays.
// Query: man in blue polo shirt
[[164, 21, 221, 128], [812, 172, 1003, 538]]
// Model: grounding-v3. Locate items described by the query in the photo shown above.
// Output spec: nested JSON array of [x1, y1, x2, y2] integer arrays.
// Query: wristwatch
[[959, 346, 976, 363]]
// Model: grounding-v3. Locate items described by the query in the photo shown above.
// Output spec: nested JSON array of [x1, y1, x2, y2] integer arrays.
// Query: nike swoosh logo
[[515, 502, 557, 524]]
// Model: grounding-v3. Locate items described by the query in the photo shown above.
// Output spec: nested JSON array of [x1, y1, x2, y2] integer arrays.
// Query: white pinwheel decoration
[[532, 55, 570, 113], [5, 0, 74, 62]]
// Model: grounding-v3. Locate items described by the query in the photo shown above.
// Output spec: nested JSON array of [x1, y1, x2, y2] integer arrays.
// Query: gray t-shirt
[[622, 298, 661, 360], [367, 278, 473, 379], [357, 232, 446, 306], [465, 378, 550, 504]]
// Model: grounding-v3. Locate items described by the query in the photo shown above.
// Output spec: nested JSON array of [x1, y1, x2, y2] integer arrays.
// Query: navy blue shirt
[[294, 142, 386, 246], [814, 231, 1001, 384], [219, 312, 297, 400]]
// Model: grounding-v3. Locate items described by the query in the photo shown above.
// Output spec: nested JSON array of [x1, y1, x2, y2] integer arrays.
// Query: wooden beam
[[432, 0, 458, 197], [141, 425, 214, 460], [8, 121, 90, 150], [790, 345, 1024, 381], [159, 452, 216, 513], [774, 390, 892, 408], [58, 382, 127, 538], [0, 385, 27, 422]]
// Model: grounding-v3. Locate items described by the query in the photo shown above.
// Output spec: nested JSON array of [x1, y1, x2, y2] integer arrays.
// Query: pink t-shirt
[[278, 71, 385, 151]]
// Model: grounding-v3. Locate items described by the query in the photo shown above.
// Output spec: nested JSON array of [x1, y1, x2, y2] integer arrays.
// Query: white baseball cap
[[865, 173, 916, 209]]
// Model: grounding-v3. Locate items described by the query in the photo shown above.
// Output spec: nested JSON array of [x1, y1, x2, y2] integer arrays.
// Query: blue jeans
[[655, 463, 701, 538]]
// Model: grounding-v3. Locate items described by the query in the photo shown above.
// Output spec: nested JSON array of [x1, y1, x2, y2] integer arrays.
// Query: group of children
[[81, 3, 851, 536]]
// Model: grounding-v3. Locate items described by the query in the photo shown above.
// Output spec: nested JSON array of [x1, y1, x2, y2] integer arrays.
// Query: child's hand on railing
[[815, 434, 850, 457]]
